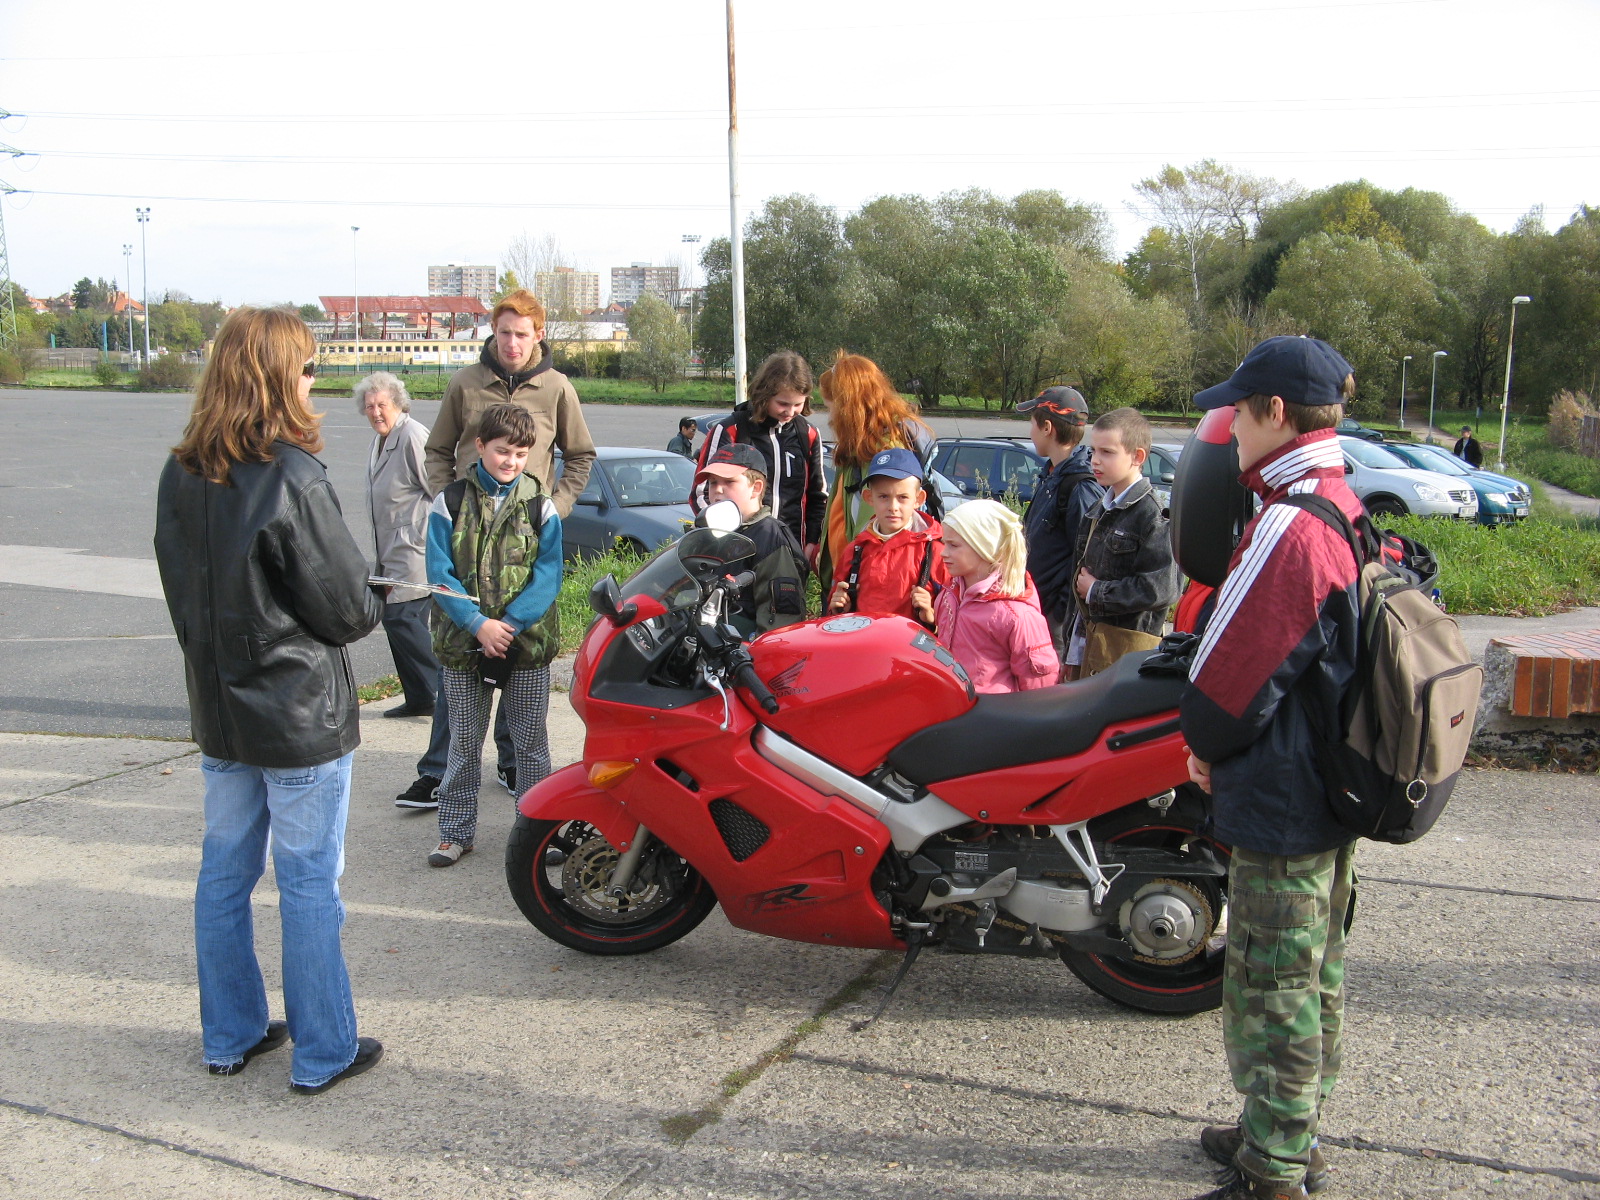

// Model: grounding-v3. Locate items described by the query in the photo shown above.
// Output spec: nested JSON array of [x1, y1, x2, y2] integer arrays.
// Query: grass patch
[[1384, 502, 1600, 616], [555, 543, 654, 653], [357, 674, 402, 703], [1513, 444, 1600, 498]]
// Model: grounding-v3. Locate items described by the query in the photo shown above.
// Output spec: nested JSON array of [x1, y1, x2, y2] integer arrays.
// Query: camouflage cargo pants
[[1223, 842, 1357, 1187]]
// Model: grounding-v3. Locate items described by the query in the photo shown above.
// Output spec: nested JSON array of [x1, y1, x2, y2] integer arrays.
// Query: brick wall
[[1491, 631, 1600, 718]]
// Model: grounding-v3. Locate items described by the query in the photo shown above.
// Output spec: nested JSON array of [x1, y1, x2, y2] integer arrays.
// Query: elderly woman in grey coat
[[359, 372, 447, 809]]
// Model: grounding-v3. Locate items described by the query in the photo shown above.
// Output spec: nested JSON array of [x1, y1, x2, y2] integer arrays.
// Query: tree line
[[691, 164, 1600, 420]]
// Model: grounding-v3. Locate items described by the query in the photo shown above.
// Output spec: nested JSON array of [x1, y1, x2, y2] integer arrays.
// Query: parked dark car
[[557, 447, 697, 560], [1336, 417, 1385, 443], [1379, 441, 1531, 525], [931, 438, 1048, 503]]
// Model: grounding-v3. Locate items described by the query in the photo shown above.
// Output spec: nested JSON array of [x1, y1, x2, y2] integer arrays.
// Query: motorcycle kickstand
[[849, 926, 927, 1033]]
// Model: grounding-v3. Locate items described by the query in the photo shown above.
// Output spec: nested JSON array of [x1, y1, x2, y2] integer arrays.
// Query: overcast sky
[[2, 0, 1595, 308]]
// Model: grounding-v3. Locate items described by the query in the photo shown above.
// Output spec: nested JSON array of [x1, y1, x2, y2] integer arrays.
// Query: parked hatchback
[[1338, 436, 1478, 520], [1378, 441, 1530, 526], [558, 447, 697, 559], [931, 438, 1048, 503]]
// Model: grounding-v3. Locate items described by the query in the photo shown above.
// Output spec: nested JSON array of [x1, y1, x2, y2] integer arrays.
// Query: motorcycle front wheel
[[1057, 798, 1231, 1015], [505, 816, 718, 955]]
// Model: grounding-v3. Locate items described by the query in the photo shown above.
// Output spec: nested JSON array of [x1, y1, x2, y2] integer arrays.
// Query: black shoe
[[1188, 1166, 1310, 1199], [384, 703, 435, 719], [208, 1019, 289, 1076], [289, 1037, 384, 1095], [1201, 1125, 1328, 1194], [394, 775, 441, 809], [497, 765, 516, 796]]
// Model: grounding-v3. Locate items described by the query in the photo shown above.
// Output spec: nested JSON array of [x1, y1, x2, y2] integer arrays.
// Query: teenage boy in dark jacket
[[1179, 337, 1365, 1200], [694, 443, 809, 635], [694, 350, 825, 563], [1017, 385, 1103, 673]]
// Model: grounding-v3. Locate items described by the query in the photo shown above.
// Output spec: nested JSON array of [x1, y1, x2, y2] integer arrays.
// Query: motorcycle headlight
[[1413, 485, 1445, 503], [1487, 492, 1509, 505]]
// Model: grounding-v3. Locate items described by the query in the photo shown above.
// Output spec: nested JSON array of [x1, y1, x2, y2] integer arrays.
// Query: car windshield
[[1400, 445, 1470, 476], [604, 456, 695, 507], [1343, 439, 1412, 469]]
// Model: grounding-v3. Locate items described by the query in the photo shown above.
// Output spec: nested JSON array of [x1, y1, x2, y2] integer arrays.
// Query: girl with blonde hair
[[912, 499, 1057, 694], [817, 351, 936, 581]]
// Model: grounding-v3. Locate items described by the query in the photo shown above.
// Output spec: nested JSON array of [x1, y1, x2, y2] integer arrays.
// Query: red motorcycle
[[508, 514, 1230, 1014]]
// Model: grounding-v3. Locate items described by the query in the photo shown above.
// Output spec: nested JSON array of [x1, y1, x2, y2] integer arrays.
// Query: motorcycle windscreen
[[1169, 407, 1257, 588]]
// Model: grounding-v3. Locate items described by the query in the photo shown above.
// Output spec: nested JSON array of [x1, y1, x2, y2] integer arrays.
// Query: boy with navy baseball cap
[[1178, 334, 1362, 1199], [825, 447, 949, 622]]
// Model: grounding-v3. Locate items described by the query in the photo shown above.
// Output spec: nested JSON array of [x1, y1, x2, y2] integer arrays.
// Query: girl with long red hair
[[817, 351, 936, 581]]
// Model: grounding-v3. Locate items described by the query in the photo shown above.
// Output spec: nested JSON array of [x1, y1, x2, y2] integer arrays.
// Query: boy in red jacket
[[826, 448, 948, 622]]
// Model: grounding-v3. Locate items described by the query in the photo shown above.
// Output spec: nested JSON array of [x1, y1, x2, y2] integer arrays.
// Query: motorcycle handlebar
[[733, 658, 781, 715]]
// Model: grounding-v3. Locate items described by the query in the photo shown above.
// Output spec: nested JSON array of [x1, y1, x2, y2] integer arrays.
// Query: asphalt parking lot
[[1, 387, 1596, 1199]]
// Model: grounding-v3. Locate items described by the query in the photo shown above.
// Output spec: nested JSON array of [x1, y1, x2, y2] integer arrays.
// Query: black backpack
[[1280, 494, 1484, 844]]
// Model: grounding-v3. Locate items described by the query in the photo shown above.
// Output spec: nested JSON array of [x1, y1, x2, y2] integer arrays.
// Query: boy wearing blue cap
[[1178, 336, 1364, 1200], [825, 447, 949, 623]]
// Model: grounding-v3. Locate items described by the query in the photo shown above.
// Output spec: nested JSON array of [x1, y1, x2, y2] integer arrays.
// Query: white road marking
[[0, 545, 165, 600]]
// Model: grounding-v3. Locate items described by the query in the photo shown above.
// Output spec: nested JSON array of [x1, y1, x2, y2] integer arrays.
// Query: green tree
[[297, 303, 324, 323], [624, 293, 688, 392], [1266, 233, 1438, 417], [1045, 252, 1193, 410]]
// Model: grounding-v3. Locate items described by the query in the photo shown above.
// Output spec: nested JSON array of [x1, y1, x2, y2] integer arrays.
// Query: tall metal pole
[[1496, 295, 1531, 471], [122, 243, 133, 355], [726, 0, 747, 405], [136, 208, 151, 364], [351, 226, 361, 374], [1427, 351, 1447, 445], [682, 232, 702, 371], [1398, 354, 1411, 427]]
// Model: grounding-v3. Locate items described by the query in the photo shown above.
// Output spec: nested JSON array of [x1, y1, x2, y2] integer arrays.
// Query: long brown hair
[[173, 307, 322, 485], [818, 350, 930, 469], [748, 350, 813, 421]]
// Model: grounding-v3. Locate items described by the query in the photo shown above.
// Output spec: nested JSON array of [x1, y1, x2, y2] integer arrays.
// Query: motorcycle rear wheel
[[1057, 798, 1231, 1015], [505, 816, 718, 955]]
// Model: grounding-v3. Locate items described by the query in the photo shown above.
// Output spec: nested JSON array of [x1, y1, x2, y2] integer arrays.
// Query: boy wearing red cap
[[694, 443, 810, 634]]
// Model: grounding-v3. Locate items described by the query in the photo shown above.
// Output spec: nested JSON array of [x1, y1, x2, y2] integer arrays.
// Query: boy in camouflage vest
[[424, 404, 562, 868]]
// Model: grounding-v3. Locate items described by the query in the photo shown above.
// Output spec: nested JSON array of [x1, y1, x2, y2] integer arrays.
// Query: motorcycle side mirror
[[677, 526, 758, 584], [588, 574, 638, 627], [702, 499, 742, 532]]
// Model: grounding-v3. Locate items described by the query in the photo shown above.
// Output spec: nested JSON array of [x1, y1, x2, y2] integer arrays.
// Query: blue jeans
[[196, 754, 360, 1088]]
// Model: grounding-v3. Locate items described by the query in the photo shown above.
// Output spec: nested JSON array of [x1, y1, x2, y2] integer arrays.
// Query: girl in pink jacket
[[912, 499, 1058, 693]]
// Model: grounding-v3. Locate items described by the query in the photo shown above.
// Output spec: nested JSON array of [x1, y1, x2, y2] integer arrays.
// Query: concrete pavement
[[0, 693, 1596, 1199]]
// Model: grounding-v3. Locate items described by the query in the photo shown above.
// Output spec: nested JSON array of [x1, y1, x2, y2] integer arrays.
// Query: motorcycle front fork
[[606, 826, 653, 898]]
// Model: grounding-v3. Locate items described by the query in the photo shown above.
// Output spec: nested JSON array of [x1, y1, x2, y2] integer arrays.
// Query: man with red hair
[[425, 289, 595, 515]]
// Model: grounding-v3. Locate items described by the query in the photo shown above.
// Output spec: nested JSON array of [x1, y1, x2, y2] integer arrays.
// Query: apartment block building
[[610, 262, 679, 307], [534, 266, 601, 315], [427, 263, 497, 306]]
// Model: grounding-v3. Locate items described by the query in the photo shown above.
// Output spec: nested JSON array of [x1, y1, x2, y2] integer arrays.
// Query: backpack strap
[[1051, 470, 1096, 533], [844, 542, 866, 611], [1277, 492, 1379, 568], [442, 477, 470, 525], [916, 539, 935, 590]]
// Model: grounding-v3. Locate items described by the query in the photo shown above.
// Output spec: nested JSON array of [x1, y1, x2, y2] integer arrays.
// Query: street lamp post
[[135, 208, 151, 364], [1427, 350, 1448, 444], [1398, 354, 1412, 427], [1497, 295, 1532, 470], [682, 233, 702, 372], [351, 226, 360, 373], [121, 243, 133, 356]]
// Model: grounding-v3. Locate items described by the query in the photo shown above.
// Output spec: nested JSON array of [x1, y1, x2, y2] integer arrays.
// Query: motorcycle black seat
[[884, 650, 1186, 786]]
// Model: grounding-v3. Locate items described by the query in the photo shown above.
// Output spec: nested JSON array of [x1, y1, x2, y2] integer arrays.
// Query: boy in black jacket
[[694, 443, 809, 635], [1069, 407, 1178, 676], [1017, 385, 1104, 678]]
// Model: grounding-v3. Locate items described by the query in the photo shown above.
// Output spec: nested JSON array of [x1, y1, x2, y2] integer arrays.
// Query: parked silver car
[[1338, 436, 1478, 519]]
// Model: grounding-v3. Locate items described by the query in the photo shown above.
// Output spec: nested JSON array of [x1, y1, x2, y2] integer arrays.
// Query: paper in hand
[[368, 576, 478, 602]]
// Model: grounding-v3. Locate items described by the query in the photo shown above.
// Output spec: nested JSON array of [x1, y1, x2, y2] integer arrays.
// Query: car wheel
[[1365, 496, 1408, 518]]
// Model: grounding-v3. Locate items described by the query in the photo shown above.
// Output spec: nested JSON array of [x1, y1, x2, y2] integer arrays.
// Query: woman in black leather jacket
[[154, 307, 386, 1095]]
